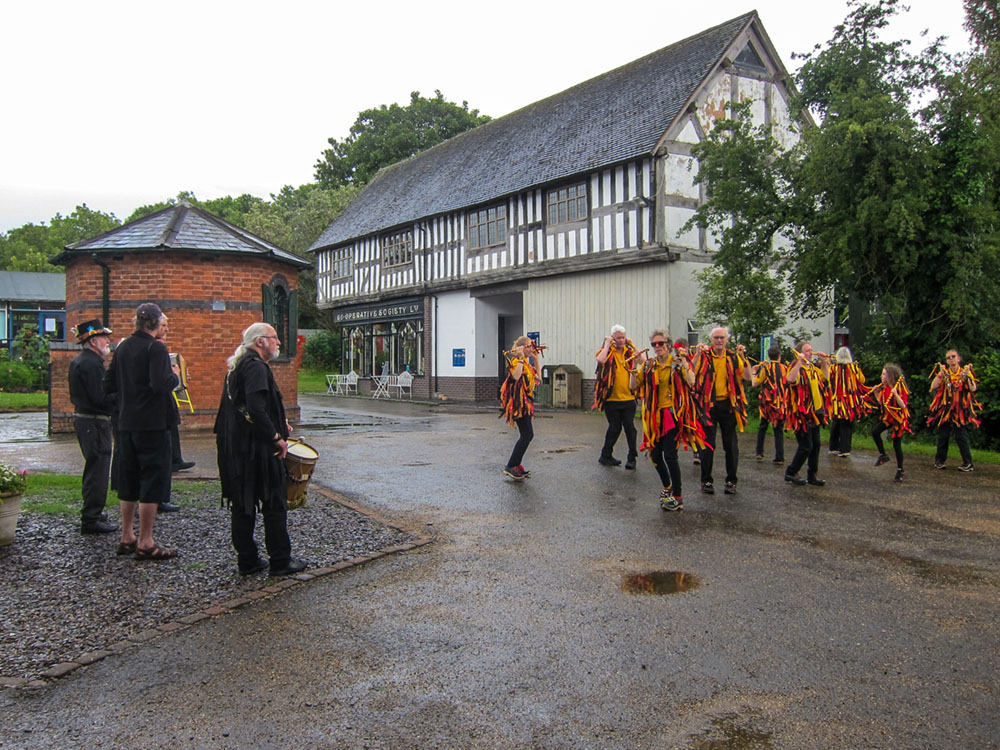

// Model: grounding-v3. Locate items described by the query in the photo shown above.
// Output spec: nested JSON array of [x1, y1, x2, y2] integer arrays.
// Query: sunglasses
[[651, 341, 668, 347]]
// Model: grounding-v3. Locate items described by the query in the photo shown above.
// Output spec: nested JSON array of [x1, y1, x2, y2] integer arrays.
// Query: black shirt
[[103, 330, 179, 432], [68, 347, 115, 416]]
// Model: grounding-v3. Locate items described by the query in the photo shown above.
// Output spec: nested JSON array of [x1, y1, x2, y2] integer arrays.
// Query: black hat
[[73, 319, 112, 342]]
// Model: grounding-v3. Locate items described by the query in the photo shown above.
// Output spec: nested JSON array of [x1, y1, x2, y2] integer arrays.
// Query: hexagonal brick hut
[[48, 202, 310, 434]]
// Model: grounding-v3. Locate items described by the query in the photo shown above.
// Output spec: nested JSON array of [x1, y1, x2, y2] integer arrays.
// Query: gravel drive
[[0, 485, 414, 683]]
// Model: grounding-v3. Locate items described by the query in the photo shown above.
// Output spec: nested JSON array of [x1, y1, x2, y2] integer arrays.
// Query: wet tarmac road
[[1, 396, 998, 748]]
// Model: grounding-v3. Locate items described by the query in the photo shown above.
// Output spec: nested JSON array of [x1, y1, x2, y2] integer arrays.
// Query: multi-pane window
[[468, 205, 507, 250], [546, 183, 588, 226], [381, 230, 413, 268], [329, 247, 353, 280]]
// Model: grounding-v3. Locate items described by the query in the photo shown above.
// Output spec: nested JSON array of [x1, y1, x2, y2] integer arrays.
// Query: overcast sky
[[0, 0, 971, 233]]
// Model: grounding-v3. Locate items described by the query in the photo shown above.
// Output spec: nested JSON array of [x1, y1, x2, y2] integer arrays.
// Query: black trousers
[[829, 418, 854, 453], [601, 400, 638, 460], [755, 419, 784, 461], [506, 415, 534, 468], [650, 421, 682, 497], [788, 425, 822, 477], [701, 403, 738, 485], [231, 505, 292, 570], [872, 423, 904, 470], [74, 416, 112, 525], [935, 424, 973, 465]]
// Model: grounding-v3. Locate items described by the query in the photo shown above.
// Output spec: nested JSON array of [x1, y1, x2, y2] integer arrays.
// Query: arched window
[[262, 275, 298, 358]]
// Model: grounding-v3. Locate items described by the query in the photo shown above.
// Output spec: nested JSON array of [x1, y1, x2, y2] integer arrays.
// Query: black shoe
[[238, 556, 269, 576], [598, 456, 622, 466], [784, 473, 806, 486], [724, 481, 737, 495], [172, 460, 196, 472], [875, 454, 890, 467], [157, 502, 181, 513], [270, 558, 307, 576], [894, 469, 905, 483], [81, 519, 118, 534], [701, 482, 715, 495], [807, 475, 826, 486], [624, 457, 637, 470], [772, 458, 784, 465], [958, 463, 975, 472]]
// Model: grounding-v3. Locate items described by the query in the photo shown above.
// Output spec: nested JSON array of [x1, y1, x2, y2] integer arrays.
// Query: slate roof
[[0, 271, 66, 303], [310, 12, 757, 252], [51, 203, 311, 268]]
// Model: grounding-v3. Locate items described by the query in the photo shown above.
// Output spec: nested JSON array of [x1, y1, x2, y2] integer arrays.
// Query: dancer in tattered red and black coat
[[867, 363, 912, 483], [928, 349, 981, 472], [752, 344, 788, 465], [783, 340, 831, 487], [500, 336, 541, 480]]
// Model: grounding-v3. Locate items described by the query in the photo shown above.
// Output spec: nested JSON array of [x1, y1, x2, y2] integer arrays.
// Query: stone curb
[[2, 485, 431, 690]]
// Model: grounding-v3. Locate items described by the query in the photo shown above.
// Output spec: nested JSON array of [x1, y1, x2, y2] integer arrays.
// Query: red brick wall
[[51, 253, 301, 433]]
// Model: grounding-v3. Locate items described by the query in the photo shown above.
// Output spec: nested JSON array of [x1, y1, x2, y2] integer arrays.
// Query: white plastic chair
[[389, 370, 413, 398], [342, 371, 358, 394]]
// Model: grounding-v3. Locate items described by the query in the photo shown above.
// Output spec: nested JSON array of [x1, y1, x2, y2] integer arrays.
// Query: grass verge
[[19, 473, 219, 516], [0, 392, 48, 412], [298, 368, 329, 394]]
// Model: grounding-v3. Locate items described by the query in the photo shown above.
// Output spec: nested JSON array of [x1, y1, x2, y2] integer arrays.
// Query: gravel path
[[0, 486, 414, 682]]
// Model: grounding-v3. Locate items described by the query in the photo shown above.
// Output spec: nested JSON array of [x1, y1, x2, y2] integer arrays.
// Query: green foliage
[[125, 191, 264, 227], [0, 204, 120, 271], [7, 325, 49, 389], [970, 348, 1000, 449], [688, 0, 999, 445], [315, 90, 490, 188], [0, 361, 36, 391], [302, 329, 342, 370], [297, 368, 329, 394]]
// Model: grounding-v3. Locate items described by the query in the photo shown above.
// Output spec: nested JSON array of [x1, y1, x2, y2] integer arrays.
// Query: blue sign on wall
[[453, 348, 466, 367], [528, 331, 540, 347]]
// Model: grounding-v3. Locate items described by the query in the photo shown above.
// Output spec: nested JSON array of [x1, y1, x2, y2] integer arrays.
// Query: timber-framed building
[[309, 12, 833, 402]]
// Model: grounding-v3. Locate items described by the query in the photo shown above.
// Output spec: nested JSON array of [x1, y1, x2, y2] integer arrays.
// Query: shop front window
[[339, 319, 424, 377]]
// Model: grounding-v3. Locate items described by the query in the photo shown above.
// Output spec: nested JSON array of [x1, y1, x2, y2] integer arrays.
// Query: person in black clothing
[[215, 322, 306, 577], [68, 319, 117, 534], [103, 303, 181, 559]]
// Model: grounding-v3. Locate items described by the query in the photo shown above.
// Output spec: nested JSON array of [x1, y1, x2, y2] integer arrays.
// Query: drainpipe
[[433, 294, 439, 396], [91, 254, 110, 326]]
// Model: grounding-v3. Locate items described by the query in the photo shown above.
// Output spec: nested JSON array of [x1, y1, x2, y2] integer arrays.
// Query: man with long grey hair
[[215, 322, 306, 576]]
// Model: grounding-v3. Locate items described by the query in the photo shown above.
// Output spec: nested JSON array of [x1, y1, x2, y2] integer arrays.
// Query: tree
[[315, 90, 490, 188], [0, 204, 120, 271], [244, 183, 357, 328], [124, 191, 264, 226]]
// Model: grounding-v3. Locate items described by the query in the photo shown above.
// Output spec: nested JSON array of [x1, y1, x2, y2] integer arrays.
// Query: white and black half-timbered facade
[[310, 12, 834, 402]]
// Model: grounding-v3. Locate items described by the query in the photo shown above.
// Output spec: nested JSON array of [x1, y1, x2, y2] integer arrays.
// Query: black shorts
[[117, 430, 172, 504]]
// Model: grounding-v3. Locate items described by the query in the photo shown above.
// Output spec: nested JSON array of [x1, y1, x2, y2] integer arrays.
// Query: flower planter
[[0, 492, 22, 547]]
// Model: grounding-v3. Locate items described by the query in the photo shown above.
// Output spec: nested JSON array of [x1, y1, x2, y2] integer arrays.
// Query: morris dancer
[[784, 341, 830, 487], [501, 336, 540, 480], [593, 325, 640, 469], [868, 364, 911, 483], [928, 349, 980, 472], [630, 331, 705, 512], [752, 344, 787, 465], [693, 327, 752, 495], [828, 347, 871, 457]]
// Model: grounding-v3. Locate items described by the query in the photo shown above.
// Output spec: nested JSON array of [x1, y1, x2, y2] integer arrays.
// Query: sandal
[[134, 543, 178, 560], [115, 540, 138, 556]]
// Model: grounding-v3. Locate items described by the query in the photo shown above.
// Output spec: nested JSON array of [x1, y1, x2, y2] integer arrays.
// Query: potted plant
[[0, 463, 28, 547]]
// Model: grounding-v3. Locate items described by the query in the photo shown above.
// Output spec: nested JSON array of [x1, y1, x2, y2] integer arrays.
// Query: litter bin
[[551, 364, 583, 408]]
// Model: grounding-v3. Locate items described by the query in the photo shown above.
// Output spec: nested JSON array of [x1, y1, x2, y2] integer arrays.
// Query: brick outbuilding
[[48, 202, 310, 434]]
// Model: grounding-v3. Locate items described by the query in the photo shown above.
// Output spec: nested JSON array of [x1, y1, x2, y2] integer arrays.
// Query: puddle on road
[[691, 713, 774, 749], [621, 571, 700, 595]]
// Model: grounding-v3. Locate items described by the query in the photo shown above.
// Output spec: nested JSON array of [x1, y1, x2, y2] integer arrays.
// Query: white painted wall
[[434, 290, 477, 377]]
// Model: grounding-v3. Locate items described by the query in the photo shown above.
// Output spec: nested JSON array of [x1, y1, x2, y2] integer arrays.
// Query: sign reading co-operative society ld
[[333, 299, 424, 324]]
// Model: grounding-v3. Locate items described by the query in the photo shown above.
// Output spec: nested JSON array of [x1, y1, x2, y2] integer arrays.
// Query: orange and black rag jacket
[[693, 348, 749, 430], [500, 357, 536, 426], [927, 365, 982, 429], [866, 381, 913, 438], [829, 362, 873, 421], [634, 357, 709, 454], [591, 340, 638, 410], [785, 362, 832, 432], [753, 360, 788, 425]]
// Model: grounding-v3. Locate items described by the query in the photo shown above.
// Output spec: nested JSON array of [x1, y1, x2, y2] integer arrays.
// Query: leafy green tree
[[124, 191, 264, 227], [245, 183, 357, 328], [315, 90, 490, 188], [0, 205, 120, 271]]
